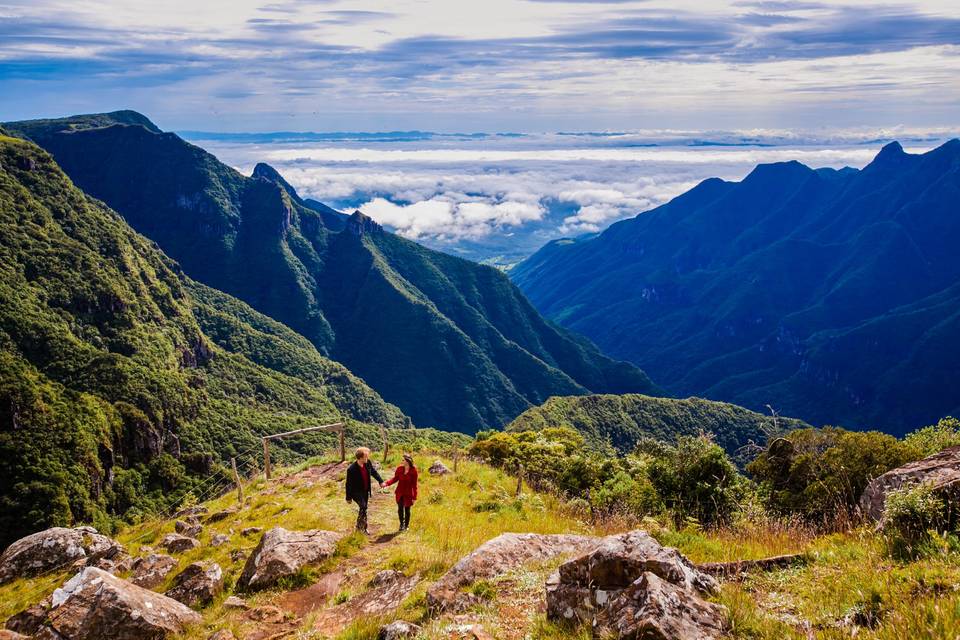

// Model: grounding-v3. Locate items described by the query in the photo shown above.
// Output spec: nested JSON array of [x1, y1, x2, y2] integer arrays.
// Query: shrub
[[747, 427, 912, 524], [647, 435, 746, 526], [881, 482, 948, 559], [903, 417, 960, 459]]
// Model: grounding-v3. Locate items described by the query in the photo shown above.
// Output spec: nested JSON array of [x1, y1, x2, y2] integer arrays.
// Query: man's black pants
[[356, 495, 369, 533]]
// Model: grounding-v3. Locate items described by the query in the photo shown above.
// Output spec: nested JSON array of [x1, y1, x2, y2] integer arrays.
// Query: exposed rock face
[[595, 572, 728, 640], [36, 567, 201, 639], [312, 569, 420, 635], [129, 553, 179, 589], [546, 530, 722, 636], [160, 533, 201, 554], [427, 533, 598, 611], [174, 519, 203, 539], [165, 561, 224, 607], [5, 598, 50, 636], [0, 527, 125, 584], [428, 460, 451, 475], [377, 620, 421, 640], [238, 527, 342, 591], [860, 445, 960, 521], [206, 506, 239, 524], [211, 533, 231, 547]]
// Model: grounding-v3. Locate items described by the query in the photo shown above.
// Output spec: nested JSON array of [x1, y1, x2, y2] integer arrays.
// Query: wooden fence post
[[380, 425, 389, 463], [339, 426, 346, 463], [516, 466, 523, 497], [453, 449, 460, 473], [231, 457, 243, 505], [263, 438, 272, 480]]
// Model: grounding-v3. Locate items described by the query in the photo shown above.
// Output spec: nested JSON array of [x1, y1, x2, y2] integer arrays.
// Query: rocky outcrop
[[165, 561, 224, 607], [377, 620, 421, 640], [174, 519, 203, 539], [312, 570, 420, 635], [546, 530, 724, 638], [34, 567, 201, 639], [160, 533, 200, 554], [129, 553, 179, 589], [428, 460, 451, 475], [427, 533, 598, 611], [595, 572, 728, 640], [5, 599, 49, 636], [860, 445, 960, 521], [0, 527, 125, 584], [238, 527, 342, 591]]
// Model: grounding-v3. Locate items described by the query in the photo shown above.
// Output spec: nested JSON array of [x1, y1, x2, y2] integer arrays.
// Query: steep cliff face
[[513, 140, 960, 434], [6, 112, 660, 432]]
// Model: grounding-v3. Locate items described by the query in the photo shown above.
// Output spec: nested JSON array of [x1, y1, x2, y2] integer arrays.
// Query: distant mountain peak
[[867, 140, 910, 170], [347, 210, 382, 236], [742, 159, 812, 184], [252, 162, 302, 200]]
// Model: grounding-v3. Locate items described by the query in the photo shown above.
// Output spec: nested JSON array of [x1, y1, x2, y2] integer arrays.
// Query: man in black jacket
[[345, 446, 383, 534]]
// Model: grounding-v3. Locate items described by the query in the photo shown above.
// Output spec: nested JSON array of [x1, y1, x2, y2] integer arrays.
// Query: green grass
[[4, 454, 960, 640]]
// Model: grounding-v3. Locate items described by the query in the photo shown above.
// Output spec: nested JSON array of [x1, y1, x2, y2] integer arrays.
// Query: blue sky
[[2, 0, 959, 132]]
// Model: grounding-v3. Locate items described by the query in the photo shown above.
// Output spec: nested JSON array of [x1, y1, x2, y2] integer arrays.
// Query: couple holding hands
[[345, 447, 419, 534]]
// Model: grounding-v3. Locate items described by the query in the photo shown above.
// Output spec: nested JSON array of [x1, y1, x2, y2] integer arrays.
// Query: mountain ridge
[[512, 139, 960, 434], [5, 111, 660, 432]]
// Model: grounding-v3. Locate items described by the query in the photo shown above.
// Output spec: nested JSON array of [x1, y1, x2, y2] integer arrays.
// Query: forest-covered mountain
[[5, 111, 658, 431], [505, 393, 810, 456], [513, 140, 960, 435], [0, 132, 447, 545]]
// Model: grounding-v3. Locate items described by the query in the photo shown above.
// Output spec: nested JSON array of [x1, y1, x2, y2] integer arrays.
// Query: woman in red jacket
[[384, 453, 418, 531]]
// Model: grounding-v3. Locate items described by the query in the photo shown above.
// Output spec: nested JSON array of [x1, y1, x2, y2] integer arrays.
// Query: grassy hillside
[[2, 451, 958, 640], [4, 112, 659, 432], [0, 134, 458, 547], [512, 141, 960, 435], [505, 393, 810, 455]]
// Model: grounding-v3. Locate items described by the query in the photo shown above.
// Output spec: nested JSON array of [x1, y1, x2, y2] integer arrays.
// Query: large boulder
[[860, 445, 960, 521], [129, 553, 179, 589], [238, 527, 342, 591], [546, 530, 719, 627], [165, 561, 224, 607], [595, 572, 728, 640], [377, 620, 421, 640], [0, 527, 125, 584], [34, 567, 201, 639], [160, 533, 200, 554], [312, 570, 420, 635], [427, 533, 598, 611]]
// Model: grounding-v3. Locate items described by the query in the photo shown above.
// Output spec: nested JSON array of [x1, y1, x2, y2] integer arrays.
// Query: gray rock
[[38, 567, 201, 639], [860, 445, 960, 521], [237, 527, 342, 591], [595, 571, 728, 640], [208, 631, 236, 640], [0, 527, 125, 585], [241, 526, 263, 537], [160, 533, 200, 554], [428, 460, 450, 475], [174, 520, 203, 538], [427, 532, 598, 611], [165, 561, 224, 607], [546, 530, 719, 626], [222, 595, 249, 609], [4, 598, 50, 636], [210, 533, 231, 547], [377, 620, 422, 640], [129, 553, 179, 589], [205, 506, 239, 524]]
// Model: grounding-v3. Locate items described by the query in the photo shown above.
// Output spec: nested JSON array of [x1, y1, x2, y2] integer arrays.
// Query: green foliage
[[902, 417, 960, 459], [0, 136, 451, 547], [470, 426, 744, 524], [647, 435, 747, 526], [881, 482, 953, 560], [505, 393, 808, 456], [748, 427, 914, 523]]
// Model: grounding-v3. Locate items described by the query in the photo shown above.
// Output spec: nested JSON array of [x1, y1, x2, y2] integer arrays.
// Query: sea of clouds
[[183, 128, 956, 265]]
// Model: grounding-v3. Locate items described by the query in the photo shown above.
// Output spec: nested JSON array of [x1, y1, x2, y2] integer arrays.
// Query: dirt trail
[[258, 463, 412, 637]]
